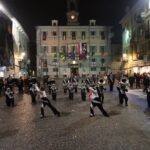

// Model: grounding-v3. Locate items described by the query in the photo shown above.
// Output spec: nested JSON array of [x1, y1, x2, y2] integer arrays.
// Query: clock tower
[[66, 0, 79, 25]]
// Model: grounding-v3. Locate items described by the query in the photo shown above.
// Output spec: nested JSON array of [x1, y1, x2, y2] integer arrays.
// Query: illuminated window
[[149, 0, 150, 9], [52, 31, 57, 36], [91, 31, 96, 36], [90, 45, 97, 56], [42, 32, 47, 40], [71, 31, 76, 40], [100, 46, 105, 55], [62, 31, 67, 40], [81, 31, 86, 40], [51, 46, 57, 52]]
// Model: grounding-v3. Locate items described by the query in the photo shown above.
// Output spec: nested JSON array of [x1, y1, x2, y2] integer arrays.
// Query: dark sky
[[0, 0, 137, 41]]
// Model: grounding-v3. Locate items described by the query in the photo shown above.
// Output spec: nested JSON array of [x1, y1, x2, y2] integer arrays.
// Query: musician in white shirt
[[36, 85, 60, 118], [88, 87, 109, 117]]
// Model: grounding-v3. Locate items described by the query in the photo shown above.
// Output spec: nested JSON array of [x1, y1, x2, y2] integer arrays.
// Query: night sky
[[0, 0, 137, 41]]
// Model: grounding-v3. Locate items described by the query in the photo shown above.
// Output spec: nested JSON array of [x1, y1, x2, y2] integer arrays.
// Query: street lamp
[[21, 52, 26, 59]]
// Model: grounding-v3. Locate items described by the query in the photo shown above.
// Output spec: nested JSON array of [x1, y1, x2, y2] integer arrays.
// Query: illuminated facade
[[0, 2, 29, 77], [36, 20, 111, 78], [36, 0, 111, 78], [120, 0, 150, 74]]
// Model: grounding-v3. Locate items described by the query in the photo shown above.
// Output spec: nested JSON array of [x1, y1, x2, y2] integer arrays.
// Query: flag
[[78, 43, 81, 55], [60, 54, 66, 61]]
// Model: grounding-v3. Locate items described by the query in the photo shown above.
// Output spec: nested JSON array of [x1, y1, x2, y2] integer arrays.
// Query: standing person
[[51, 84, 57, 101], [5, 86, 14, 107], [96, 79, 106, 104], [79, 81, 87, 101], [146, 86, 150, 108], [36, 85, 60, 118], [62, 76, 68, 93], [88, 87, 109, 117], [18, 77, 24, 94], [29, 84, 37, 104], [128, 74, 135, 89], [135, 73, 141, 89], [143, 73, 149, 92], [117, 79, 128, 106], [68, 83, 74, 100], [108, 72, 115, 91], [0, 78, 4, 96]]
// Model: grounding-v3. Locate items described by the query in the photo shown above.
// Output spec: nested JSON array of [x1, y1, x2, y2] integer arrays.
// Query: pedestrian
[[36, 85, 60, 118], [88, 86, 109, 117], [108, 72, 115, 91], [146, 86, 150, 108], [5, 86, 14, 107], [79, 81, 87, 101], [17, 77, 24, 94], [29, 84, 37, 104]]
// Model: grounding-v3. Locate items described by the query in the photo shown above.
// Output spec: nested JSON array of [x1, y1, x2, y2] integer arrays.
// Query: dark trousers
[[109, 83, 114, 91], [147, 96, 150, 108], [31, 94, 36, 104], [100, 94, 104, 104], [120, 94, 128, 105], [41, 100, 59, 117], [52, 93, 56, 100], [69, 93, 73, 100], [90, 101, 109, 117], [81, 92, 86, 101], [6, 98, 14, 107]]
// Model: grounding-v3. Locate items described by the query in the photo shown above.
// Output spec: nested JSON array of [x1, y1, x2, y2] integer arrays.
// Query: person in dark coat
[[108, 73, 115, 91], [146, 86, 150, 108], [29, 84, 37, 104]]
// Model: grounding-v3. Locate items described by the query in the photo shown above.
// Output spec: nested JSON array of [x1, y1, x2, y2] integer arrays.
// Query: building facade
[[120, 0, 150, 74], [36, 20, 111, 78], [0, 2, 29, 78]]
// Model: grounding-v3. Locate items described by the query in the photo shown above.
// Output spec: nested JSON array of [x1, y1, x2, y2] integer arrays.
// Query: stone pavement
[[0, 80, 150, 150]]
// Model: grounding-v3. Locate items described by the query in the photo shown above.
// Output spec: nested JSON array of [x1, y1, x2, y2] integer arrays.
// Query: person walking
[[108, 72, 115, 91], [29, 84, 37, 104]]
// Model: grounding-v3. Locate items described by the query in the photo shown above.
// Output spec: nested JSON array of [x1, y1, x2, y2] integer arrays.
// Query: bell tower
[[66, 0, 79, 25]]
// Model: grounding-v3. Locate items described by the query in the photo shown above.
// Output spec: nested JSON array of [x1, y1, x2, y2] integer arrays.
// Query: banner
[[78, 43, 87, 60]]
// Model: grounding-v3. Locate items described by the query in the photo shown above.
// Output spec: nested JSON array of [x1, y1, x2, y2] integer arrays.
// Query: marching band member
[[88, 86, 109, 117]]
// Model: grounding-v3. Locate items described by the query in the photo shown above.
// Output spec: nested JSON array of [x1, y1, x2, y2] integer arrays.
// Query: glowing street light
[[21, 52, 26, 59], [0, 2, 11, 19], [0, 3, 4, 11]]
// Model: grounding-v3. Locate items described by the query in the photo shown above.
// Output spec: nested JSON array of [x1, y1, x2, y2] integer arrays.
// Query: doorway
[[71, 67, 78, 76]]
